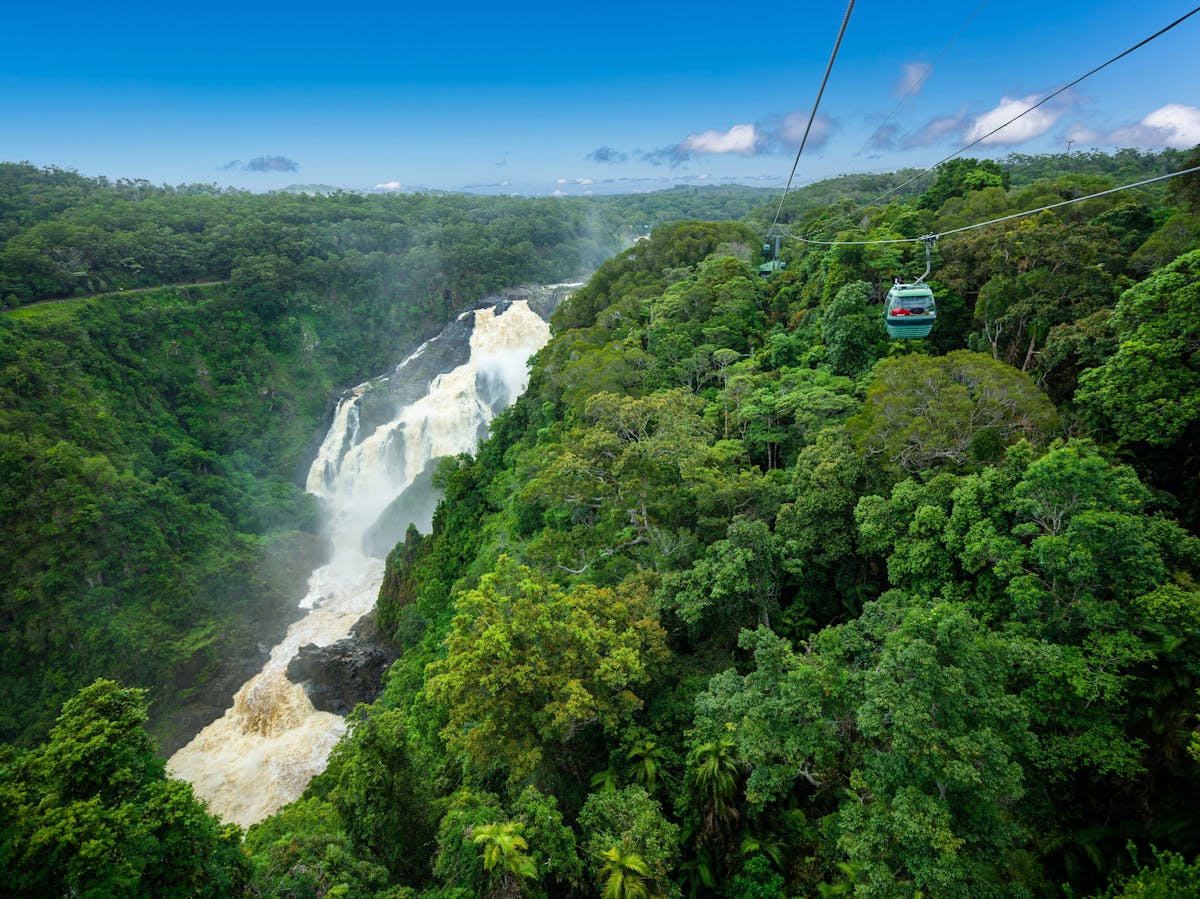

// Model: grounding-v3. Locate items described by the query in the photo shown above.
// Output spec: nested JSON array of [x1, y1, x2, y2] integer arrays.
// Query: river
[[168, 291, 566, 826]]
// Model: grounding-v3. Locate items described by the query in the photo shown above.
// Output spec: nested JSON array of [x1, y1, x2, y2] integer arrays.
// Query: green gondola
[[758, 233, 786, 277], [884, 283, 936, 338], [883, 235, 937, 339]]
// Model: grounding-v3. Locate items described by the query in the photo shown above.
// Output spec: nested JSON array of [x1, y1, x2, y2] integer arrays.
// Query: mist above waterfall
[[168, 296, 555, 827]]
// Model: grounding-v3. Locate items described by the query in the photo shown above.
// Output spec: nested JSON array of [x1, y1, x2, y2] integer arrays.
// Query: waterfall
[[168, 297, 555, 827]]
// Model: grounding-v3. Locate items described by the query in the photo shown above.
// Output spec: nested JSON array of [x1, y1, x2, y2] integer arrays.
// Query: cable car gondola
[[884, 235, 937, 339], [758, 232, 786, 277]]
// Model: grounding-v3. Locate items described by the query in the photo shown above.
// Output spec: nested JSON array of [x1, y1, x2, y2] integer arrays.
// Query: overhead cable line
[[788, 164, 1200, 246], [800, 4, 1200, 239], [815, 0, 989, 238], [769, 0, 857, 233]]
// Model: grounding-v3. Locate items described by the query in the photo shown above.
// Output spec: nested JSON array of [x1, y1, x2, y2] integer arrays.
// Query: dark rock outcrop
[[286, 612, 400, 714]]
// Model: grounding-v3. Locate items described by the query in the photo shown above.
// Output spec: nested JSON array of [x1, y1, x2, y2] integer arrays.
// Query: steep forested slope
[[231, 152, 1200, 898], [3, 149, 1200, 897], [0, 165, 773, 308], [0, 166, 770, 749]]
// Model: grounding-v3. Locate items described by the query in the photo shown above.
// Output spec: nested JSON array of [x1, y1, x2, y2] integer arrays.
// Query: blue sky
[[2, 1, 1197, 195]]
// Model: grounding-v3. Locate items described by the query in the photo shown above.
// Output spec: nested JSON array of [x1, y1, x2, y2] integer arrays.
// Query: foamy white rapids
[[168, 300, 551, 827]]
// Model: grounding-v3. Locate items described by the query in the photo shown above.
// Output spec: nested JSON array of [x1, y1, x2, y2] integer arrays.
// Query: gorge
[[5, 153, 1200, 897], [167, 288, 568, 826]]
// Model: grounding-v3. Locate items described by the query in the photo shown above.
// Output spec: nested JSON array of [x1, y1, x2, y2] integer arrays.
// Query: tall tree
[[599, 846, 661, 899], [0, 679, 245, 897], [324, 705, 432, 883], [917, 158, 1009, 211], [473, 821, 538, 899], [848, 350, 1058, 476], [426, 557, 669, 780], [686, 738, 744, 849], [579, 786, 679, 898], [1077, 249, 1200, 448]]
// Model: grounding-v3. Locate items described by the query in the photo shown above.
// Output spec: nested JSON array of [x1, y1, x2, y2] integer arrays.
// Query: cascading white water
[[168, 299, 552, 827]]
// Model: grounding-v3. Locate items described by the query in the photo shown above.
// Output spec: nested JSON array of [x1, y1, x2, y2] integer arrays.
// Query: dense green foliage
[[0, 164, 766, 748], [0, 680, 245, 896], [0, 163, 770, 308], [4, 147, 1200, 896], [324, 150, 1198, 898]]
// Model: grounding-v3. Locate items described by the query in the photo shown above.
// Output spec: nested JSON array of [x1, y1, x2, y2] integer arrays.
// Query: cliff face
[[166, 294, 562, 826]]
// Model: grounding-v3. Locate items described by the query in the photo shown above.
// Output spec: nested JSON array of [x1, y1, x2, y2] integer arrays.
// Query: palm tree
[[599, 846, 662, 899], [678, 848, 717, 899], [739, 830, 784, 870], [687, 738, 743, 846], [473, 821, 537, 899], [626, 739, 671, 793], [590, 765, 620, 793]]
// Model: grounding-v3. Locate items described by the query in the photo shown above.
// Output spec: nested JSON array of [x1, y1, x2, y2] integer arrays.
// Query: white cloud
[[903, 112, 967, 148], [646, 112, 835, 167], [777, 111, 832, 149], [868, 123, 900, 150], [374, 181, 403, 190], [966, 95, 1061, 145], [894, 61, 932, 98], [555, 177, 567, 184], [587, 146, 628, 164], [551, 189, 566, 196], [679, 123, 763, 155], [1143, 104, 1200, 144], [1067, 125, 1101, 144], [1110, 104, 1200, 148]]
